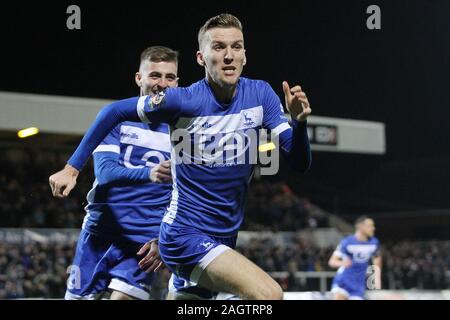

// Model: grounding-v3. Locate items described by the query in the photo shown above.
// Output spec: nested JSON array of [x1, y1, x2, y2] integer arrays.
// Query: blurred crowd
[[381, 241, 450, 290], [1, 237, 448, 299], [0, 240, 172, 300], [237, 234, 335, 292], [1, 147, 448, 299], [244, 180, 329, 231], [0, 148, 91, 228], [239, 237, 450, 291], [0, 148, 328, 230], [0, 242, 74, 299]]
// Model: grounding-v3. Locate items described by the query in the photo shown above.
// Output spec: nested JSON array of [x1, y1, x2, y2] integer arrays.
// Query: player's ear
[[243, 49, 247, 66], [135, 72, 142, 87], [196, 51, 206, 67]]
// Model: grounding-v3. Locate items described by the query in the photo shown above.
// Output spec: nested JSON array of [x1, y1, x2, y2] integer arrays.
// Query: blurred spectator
[[0, 236, 449, 298], [1, 148, 448, 298], [0, 241, 74, 298], [236, 236, 450, 291], [243, 179, 329, 231], [0, 148, 92, 228], [0, 148, 327, 230], [381, 240, 450, 290]]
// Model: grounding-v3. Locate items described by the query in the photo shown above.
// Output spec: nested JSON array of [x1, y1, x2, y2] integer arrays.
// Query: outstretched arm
[[49, 92, 181, 197], [68, 97, 142, 171], [49, 98, 141, 197]]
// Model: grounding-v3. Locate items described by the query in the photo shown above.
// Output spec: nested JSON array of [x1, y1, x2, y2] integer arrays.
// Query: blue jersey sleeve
[[92, 123, 121, 154], [93, 152, 150, 185], [91, 125, 151, 185], [261, 82, 311, 172], [67, 93, 182, 171]]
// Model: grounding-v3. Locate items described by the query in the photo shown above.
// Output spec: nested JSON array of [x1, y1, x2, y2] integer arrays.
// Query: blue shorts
[[159, 222, 237, 287], [331, 280, 365, 300], [65, 229, 155, 300]]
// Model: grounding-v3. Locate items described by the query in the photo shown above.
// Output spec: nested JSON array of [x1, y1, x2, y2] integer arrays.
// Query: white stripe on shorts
[[189, 244, 231, 285]]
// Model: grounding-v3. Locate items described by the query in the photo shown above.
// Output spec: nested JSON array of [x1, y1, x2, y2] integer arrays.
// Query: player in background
[[328, 216, 382, 300], [49, 14, 312, 300], [52, 46, 178, 300]]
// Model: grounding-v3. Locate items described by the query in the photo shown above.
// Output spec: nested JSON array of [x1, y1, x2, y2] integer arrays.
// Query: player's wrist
[[148, 167, 152, 181], [64, 163, 79, 177], [296, 114, 308, 122], [148, 167, 155, 182], [288, 111, 307, 123]]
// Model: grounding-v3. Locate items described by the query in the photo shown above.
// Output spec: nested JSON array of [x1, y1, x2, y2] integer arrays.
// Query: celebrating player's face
[[135, 61, 178, 96], [198, 27, 246, 88], [361, 219, 376, 237]]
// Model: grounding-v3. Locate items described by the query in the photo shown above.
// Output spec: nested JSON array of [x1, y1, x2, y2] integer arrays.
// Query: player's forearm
[[280, 120, 312, 172], [328, 254, 348, 269], [93, 153, 150, 185], [374, 257, 383, 289], [328, 258, 343, 269], [67, 99, 140, 170], [373, 256, 382, 269], [375, 272, 382, 289]]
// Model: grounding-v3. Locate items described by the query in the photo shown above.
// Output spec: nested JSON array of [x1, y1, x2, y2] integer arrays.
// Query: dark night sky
[[1, 0, 449, 214]]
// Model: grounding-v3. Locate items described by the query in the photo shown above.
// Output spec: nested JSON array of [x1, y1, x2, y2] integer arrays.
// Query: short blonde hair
[[198, 14, 243, 48], [140, 46, 179, 65]]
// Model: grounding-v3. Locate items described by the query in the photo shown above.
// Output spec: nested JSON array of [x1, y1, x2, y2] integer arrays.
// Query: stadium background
[[0, 0, 449, 299]]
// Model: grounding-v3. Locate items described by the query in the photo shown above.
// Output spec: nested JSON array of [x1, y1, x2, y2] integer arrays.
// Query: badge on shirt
[[149, 91, 166, 109]]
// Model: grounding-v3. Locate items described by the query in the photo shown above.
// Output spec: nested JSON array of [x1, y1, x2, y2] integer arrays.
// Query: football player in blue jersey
[[50, 46, 178, 300], [328, 216, 382, 300], [49, 14, 312, 300]]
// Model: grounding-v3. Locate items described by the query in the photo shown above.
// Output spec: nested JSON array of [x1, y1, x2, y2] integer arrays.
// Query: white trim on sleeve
[[137, 95, 150, 123], [272, 122, 291, 136], [92, 145, 120, 154]]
